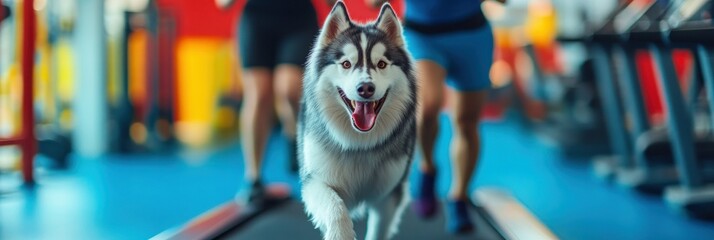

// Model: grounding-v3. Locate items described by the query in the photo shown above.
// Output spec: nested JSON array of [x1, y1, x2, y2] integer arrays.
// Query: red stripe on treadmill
[[183, 202, 243, 238]]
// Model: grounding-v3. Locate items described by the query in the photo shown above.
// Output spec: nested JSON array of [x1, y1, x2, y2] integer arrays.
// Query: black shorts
[[238, 1, 319, 69]]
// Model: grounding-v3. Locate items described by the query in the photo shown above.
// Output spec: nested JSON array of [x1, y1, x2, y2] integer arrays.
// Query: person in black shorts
[[217, 0, 319, 203]]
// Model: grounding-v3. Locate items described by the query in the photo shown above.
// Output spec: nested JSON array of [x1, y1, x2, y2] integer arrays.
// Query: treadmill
[[589, 0, 643, 180], [591, 0, 714, 194], [616, 0, 714, 193], [594, 0, 714, 218], [658, 0, 714, 219], [609, 0, 678, 191], [595, 0, 685, 191], [151, 186, 556, 240]]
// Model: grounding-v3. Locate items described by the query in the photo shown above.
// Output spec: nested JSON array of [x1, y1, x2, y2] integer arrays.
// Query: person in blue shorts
[[368, 0, 505, 234]]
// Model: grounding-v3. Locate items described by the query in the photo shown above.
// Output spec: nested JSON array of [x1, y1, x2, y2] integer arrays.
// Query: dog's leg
[[302, 179, 356, 240], [365, 182, 409, 240]]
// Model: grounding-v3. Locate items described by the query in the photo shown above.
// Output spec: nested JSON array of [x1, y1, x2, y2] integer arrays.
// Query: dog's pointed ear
[[375, 3, 403, 46], [318, 1, 351, 47]]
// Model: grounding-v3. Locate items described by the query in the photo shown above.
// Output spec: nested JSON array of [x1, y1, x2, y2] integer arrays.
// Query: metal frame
[[591, 43, 633, 177], [696, 45, 714, 138], [592, 0, 697, 190], [612, 44, 650, 167], [659, 1, 714, 216], [649, 44, 701, 188], [0, 0, 36, 185]]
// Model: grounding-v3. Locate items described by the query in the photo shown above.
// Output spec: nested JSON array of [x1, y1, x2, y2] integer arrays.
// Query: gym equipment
[[34, 1, 73, 169], [0, 0, 69, 178], [152, 186, 556, 240], [590, 0, 714, 218], [109, 10, 137, 153], [142, 0, 178, 151], [122, 1, 179, 152], [589, 0, 637, 180], [592, 0, 681, 191], [36, 127, 72, 169], [592, 0, 714, 196], [659, 0, 714, 219], [0, 0, 37, 185], [590, 0, 676, 187], [614, 0, 693, 192]]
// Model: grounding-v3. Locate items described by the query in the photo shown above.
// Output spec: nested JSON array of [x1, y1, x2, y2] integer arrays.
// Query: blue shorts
[[403, 25, 494, 91]]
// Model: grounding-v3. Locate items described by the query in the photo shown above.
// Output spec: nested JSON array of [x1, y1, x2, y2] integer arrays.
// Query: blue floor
[[2, 115, 714, 240]]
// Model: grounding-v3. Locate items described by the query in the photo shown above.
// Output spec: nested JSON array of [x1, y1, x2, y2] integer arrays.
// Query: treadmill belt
[[218, 201, 504, 240]]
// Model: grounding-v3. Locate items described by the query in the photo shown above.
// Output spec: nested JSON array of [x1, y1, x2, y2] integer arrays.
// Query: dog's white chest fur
[[302, 133, 408, 207]]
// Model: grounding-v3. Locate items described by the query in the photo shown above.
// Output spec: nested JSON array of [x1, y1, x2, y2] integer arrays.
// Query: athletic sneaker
[[411, 171, 438, 218], [236, 180, 266, 206], [446, 199, 475, 234]]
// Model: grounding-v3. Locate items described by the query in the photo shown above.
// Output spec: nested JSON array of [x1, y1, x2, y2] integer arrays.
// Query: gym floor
[[2, 115, 714, 240]]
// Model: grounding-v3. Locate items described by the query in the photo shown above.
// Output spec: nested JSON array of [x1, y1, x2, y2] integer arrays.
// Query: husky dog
[[297, 2, 416, 240]]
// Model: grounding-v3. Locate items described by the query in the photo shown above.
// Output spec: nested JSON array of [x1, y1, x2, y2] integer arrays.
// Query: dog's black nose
[[357, 82, 375, 99]]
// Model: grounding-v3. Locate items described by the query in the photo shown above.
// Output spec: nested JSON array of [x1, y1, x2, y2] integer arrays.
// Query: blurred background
[[1, 0, 714, 239]]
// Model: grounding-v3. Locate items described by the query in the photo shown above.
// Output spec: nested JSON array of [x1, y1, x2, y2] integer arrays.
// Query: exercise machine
[[615, 0, 714, 193], [591, 0, 714, 218], [593, 0, 686, 191], [590, 0, 642, 180], [0, 0, 36, 185], [658, 0, 714, 219], [152, 186, 556, 240]]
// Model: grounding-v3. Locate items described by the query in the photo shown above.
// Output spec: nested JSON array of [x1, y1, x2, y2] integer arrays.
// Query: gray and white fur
[[297, 2, 417, 240]]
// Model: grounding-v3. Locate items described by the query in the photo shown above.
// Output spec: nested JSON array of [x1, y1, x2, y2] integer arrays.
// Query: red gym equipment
[[0, 0, 36, 185]]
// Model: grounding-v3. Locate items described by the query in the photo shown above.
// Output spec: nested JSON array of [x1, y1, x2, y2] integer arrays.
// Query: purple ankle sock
[[411, 171, 437, 218]]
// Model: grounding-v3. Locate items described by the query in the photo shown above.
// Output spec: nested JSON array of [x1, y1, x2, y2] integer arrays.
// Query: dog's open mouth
[[337, 88, 388, 132]]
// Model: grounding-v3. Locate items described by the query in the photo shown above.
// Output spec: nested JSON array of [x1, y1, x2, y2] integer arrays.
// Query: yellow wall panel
[[175, 37, 236, 147]]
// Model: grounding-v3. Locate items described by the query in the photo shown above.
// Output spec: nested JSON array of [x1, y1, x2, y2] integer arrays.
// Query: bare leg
[[416, 61, 447, 173], [411, 60, 447, 218], [447, 90, 487, 200], [274, 64, 303, 171], [273, 64, 303, 139], [240, 68, 275, 183]]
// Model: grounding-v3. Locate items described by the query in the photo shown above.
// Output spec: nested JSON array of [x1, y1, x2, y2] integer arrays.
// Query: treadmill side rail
[[151, 184, 292, 240], [473, 187, 558, 240], [152, 201, 248, 240]]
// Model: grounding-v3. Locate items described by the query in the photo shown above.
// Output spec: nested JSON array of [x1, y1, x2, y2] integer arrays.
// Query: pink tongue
[[351, 101, 376, 131]]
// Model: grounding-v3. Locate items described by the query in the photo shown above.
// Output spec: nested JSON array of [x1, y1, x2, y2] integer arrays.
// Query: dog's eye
[[377, 60, 387, 69], [341, 61, 351, 69]]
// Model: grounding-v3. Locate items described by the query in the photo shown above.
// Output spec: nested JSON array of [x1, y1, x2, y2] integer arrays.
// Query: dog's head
[[308, 1, 414, 138]]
